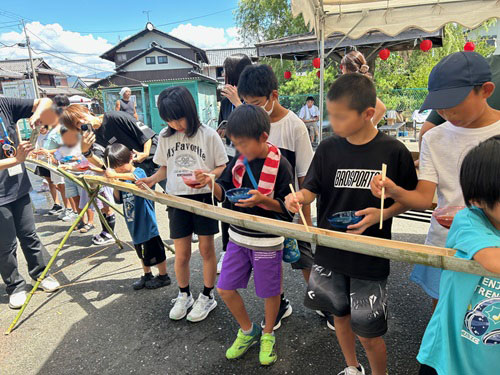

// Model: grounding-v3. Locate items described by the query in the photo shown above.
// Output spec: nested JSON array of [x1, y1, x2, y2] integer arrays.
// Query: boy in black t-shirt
[[285, 74, 417, 375], [208, 104, 294, 366]]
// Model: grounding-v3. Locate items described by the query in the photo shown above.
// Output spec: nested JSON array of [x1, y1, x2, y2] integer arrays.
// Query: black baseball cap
[[420, 51, 492, 111]]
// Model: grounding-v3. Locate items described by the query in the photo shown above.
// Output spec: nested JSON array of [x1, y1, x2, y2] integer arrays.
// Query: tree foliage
[[235, 0, 308, 44]]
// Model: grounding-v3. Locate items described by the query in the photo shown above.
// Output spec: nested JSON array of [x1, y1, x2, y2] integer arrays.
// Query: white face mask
[[260, 99, 275, 116]]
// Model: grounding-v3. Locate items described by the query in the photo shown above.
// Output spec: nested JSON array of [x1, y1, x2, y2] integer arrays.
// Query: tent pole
[[319, 12, 325, 144]]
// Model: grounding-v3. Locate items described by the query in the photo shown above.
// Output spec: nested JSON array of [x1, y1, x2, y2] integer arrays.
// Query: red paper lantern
[[284, 71, 292, 79], [464, 42, 475, 51], [420, 39, 433, 52], [313, 57, 321, 69], [379, 49, 391, 60], [316, 70, 321, 78]]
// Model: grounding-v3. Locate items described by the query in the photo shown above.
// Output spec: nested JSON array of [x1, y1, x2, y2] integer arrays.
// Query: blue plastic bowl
[[327, 210, 363, 230], [226, 188, 252, 203]]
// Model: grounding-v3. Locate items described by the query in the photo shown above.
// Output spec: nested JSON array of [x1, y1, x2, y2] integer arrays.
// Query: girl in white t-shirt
[[137, 86, 228, 323]]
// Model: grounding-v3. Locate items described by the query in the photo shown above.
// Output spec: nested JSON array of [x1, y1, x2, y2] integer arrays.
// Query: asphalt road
[[0, 171, 433, 375]]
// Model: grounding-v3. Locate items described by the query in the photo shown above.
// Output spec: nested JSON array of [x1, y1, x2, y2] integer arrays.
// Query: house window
[[158, 56, 168, 64], [145, 56, 156, 65], [116, 53, 127, 63]]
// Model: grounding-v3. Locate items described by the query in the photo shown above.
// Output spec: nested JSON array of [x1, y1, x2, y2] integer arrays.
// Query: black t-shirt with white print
[[217, 155, 294, 251], [303, 132, 418, 280]]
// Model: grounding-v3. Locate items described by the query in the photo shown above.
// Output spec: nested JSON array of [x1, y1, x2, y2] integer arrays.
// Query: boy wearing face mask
[[237, 64, 316, 331]]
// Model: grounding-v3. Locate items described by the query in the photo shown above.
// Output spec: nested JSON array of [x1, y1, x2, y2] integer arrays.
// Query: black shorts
[[304, 264, 388, 338], [34, 166, 51, 178], [291, 240, 314, 270], [167, 194, 219, 239], [134, 235, 166, 267]]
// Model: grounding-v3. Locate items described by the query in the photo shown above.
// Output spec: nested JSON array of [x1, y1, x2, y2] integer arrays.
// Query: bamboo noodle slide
[[380, 163, 387, 230], [84, 175, 499, 278], [26, 158, 124, 216], [289, 183, 309, 232]]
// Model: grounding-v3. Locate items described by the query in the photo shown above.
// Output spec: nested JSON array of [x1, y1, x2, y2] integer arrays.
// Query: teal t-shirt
[[417, 206, 500, 374], [43, 125, 62, 150]]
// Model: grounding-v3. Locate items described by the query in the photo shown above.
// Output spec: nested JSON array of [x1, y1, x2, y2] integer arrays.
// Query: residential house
[[0, 58, 81, 97], [92, 22, 218, 132], [202, 47, 257, 84]]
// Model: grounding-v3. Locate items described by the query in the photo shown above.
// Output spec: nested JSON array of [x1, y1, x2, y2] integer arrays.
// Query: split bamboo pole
[[84, 175, 500, 279]]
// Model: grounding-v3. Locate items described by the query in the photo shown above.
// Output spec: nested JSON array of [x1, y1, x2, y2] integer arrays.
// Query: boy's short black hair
[[226, 104, 270, 141], [460, 135, 500, 209], [104, 143, 132, 169], [157, 86, 201, 138], [237, 64, 278, 99], [306, 96, 315, 102], [327, 73, 377, 113]]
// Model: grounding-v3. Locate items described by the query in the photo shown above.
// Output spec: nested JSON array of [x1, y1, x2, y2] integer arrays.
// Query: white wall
[[118, 33, 189, 53], [122, 52, 193, 72]]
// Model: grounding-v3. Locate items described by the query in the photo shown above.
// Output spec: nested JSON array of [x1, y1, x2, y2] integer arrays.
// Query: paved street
[[0, 171, 433, 375]]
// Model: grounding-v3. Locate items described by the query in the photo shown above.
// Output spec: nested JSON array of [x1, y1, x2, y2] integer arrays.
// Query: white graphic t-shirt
[[153, 125, 228, 195]]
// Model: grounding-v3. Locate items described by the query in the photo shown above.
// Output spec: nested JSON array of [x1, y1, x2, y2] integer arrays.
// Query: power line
[[72, 7, 236, 34]]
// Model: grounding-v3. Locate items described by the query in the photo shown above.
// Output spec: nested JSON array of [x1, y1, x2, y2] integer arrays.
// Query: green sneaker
[[259, 333, 277, 366], [226, 325, 261, 360]]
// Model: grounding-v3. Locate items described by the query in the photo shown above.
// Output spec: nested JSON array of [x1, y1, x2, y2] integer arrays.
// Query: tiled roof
[[204, 47, 257, 66], [0, 58, 66, 77]]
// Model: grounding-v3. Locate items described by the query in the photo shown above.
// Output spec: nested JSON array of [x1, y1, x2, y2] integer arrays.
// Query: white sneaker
[[191, 234, 199, 243], [217, 252, 225, 274], [9, 290, 27, 309], [58, 208, 71, 220], [39, 276, 60, 292], [62, 210, 78, 222], [169, 292, 194, 320], [337, 364, 366, 375], [186, 293, 217, 322]]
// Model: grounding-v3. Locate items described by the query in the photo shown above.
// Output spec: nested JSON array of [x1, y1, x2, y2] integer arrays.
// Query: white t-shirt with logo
[[153, 125, 228, 195], [419, 120, 500, 247], [268, 110, 314, 180]]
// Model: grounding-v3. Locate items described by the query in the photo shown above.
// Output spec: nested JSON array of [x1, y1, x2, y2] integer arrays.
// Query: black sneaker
[[132, 274, 154, 290], [261, 298, 293, 330], [48, 204, 63, 216], [145, 274, 172, 289]]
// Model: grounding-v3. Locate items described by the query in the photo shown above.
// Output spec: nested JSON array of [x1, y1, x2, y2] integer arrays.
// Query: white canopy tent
[[291, 0, 500, 141]]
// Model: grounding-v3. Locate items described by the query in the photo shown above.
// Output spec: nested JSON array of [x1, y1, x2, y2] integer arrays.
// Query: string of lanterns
[[284, 39, 477, 79]]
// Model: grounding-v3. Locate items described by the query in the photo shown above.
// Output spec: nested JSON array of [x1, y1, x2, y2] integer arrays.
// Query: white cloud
[[169, 23, 242, 49], [0, 21, 114, 77]]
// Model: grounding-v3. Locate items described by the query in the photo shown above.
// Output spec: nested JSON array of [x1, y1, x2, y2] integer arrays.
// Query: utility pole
[[21, 19, 39, 99]]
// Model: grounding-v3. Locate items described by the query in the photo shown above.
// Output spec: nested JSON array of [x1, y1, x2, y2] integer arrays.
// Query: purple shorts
[[217, 241, 282, 298]]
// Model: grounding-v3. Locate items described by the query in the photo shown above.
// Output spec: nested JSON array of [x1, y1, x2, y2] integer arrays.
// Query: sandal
[[79, 223, 95, 233]]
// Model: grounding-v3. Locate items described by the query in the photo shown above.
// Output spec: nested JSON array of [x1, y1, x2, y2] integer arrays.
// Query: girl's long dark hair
[[223, 54, 252, 86], [157, 86, 201, 138]]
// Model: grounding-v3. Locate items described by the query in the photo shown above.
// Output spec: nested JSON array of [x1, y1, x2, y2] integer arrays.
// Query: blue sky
[[0, 1, 240, 76]]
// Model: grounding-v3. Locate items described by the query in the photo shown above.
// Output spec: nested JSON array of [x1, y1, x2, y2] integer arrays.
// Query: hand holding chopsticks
[[289, 183, 310, 233]]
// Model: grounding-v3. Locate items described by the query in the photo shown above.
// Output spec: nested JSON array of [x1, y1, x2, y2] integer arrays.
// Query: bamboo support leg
[[5, 189, 100, 335], [83, 180, 123, 250]]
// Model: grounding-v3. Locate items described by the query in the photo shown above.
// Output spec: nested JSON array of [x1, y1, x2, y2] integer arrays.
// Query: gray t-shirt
[[0, 98, 34, 206]]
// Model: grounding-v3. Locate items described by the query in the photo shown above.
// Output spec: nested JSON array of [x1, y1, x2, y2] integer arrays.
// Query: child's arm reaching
[[371, 177, 436, 211], [135, 166, 166, 189], [346, 202, 411, 235], [235, 190, 284, 213], [105, 169, 136, 181], [193, 164, 226, 188], [474, 248, 500, 274]]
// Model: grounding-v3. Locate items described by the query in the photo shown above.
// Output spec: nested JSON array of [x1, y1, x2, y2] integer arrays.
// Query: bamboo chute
[[84, 175, 499, 278]]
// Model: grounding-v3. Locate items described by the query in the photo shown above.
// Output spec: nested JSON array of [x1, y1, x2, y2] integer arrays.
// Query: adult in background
[[341, 51, 387, 126], [216, 53, 252, 273], [0, 97, 61, 309], [299, 96, 320, 144], [61, 106, 160, 245], [116, 87, 138, 120]]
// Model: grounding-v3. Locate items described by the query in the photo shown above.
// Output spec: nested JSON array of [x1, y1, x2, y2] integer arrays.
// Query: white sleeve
[[153, 133, 168, 167], [294, 123, 314, 178], [211, 130, 229, 167], [418, 133, 438, 184], [298, 106, 305, 119], [314, 106, 320, 117]]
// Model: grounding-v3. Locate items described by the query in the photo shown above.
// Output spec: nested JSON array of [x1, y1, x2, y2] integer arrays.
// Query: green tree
[[235, 0, 308, 44]]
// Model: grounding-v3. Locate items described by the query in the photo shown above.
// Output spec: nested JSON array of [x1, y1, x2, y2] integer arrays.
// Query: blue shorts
[[64, 179, 80, 198]]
